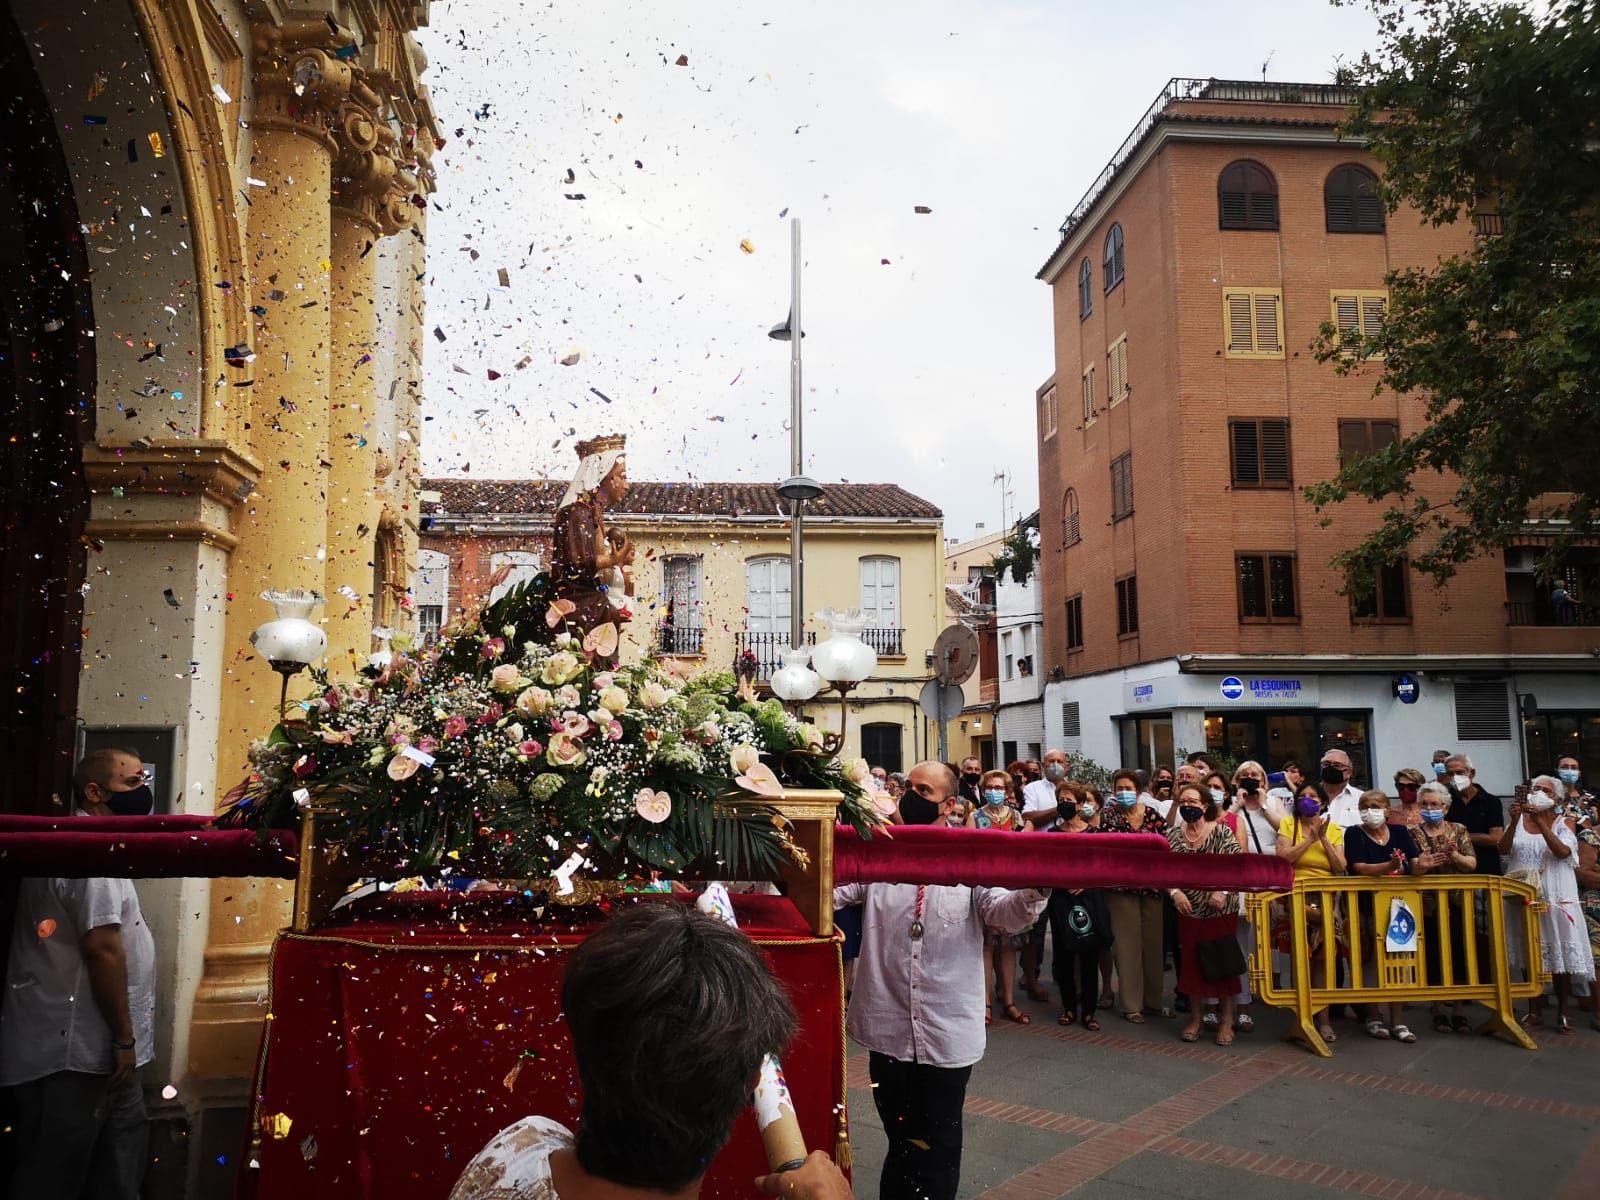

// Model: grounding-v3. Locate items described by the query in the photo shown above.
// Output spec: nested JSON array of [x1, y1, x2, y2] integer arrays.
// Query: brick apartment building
[[1033, 77, 1600, 791]]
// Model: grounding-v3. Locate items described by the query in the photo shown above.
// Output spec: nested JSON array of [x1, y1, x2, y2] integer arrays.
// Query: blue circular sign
[[1393, 673, 1420, 704], [1220, 676, 1245, 701]]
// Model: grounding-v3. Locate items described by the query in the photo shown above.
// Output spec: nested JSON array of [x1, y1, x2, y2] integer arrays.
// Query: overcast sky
[[417, 0, 1380, 542]]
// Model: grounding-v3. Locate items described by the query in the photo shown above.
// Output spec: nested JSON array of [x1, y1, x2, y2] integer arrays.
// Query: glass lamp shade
[[251, 589, 328, 671], [771, 647, 824, 703], [810, 609, 878, 685]]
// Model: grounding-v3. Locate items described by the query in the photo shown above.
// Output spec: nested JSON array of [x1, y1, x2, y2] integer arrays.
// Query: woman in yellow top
[[1277, 783, 1348, 1042]]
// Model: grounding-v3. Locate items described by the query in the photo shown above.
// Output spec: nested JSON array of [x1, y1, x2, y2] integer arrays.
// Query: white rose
[[539, 651, 582, 686], [598, 685, 629, 715], [490, 663, 524, 693], [555, 684, 582, 708], [515, 687, 554, 717], [798, 724, 824, 750], [841, 757, 872, 787], [639, 680, 674, 710]]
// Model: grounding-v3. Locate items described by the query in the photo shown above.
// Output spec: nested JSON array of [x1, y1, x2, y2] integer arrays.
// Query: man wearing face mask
[[955, 757, 984, 808], [835, 762, 1048, 1200], [1, 748, 156, 1199], [1020, 749, 1069, 830], [1443, 753, 1504, 876], [1316, 749, 1364, 829]]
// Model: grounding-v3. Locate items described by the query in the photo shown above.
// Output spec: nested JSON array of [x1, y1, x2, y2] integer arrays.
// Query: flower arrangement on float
[[220, 571, 883, 883]]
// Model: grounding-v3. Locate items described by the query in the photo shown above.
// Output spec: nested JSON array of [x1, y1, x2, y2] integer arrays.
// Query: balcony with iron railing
[[1506, 600, 1600, 628], [657, 624, 704, 656], [733, 627, 905, 681]]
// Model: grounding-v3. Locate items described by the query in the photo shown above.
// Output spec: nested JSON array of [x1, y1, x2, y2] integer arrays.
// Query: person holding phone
[[1500, 776, 1594, 1034], [1277, 784, 1348, 1041]]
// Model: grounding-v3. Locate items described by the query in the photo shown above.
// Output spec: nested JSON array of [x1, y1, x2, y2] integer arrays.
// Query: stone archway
[[0, 4, 94, 814]]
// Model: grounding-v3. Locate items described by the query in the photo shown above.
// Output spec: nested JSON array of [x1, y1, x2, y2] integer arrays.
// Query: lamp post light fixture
[[251, 589, 328, 718], [770, 646, 824, 718], [808, 609, 879, 756], [769, 217, 820, 654]]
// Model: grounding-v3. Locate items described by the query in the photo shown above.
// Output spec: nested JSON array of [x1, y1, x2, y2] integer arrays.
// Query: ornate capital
[[330, 85, 423, 237], [250, 19, 363, 146]]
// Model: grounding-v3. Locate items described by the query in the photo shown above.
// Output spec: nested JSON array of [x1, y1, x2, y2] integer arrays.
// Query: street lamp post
[[771, 218, 822, 654]]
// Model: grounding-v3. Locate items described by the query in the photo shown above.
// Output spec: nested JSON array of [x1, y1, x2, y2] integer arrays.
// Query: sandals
[[1059, 1010, 1077, 1027], [1393, 1024, 1416, 1044], [1082, 1016, 1101, 1032], [1235, 1013, 1254, 1034], [1215, 1029, 1235, 1047], [1180, 1028, 1201, 1043], [1366, 1020, 1392, 1040], [1202, 1011, 1220, 1031], [1004, 1004, 1032, 1025], [1317, 1023, 1338, 1043], [1432, 1014, 1453, 1034], [1452, 1015, 1473, 1035], [1123, 1010, 1147, 1025], [1558, 1016, 1574, 1036]]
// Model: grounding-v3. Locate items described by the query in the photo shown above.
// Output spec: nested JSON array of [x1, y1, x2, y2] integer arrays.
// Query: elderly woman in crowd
[[1411, 780, 1477, 1033], [1208, 760, 1281, 1034], [1102, 768, 1170, 1023], [1501, 774, 1595, 1034], [1166, 782, 1244, 1045], [1278, 781, 1347, 1042], [1344, 788, 1430, 1042]]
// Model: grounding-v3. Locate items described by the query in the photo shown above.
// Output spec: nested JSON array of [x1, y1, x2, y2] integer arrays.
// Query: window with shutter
[[1103, 224, 1125, 293], [1110, 452, 1133, 521], [1115, 575, 1138, 636], [1330, 290, 1388, 357], [1236, 552, 1299, 622], [1061, 489, 1081, 547], [1351, 557, 1411, 623], [745, 556, 792, 634], [1222, 288, 1284, 358], [1218, 160, 1279, 230], [1107, 336, 1129, 406], [1040, 384, 1058, 439], [1081, 365, 1096, 427], [1454, 680, 1512, 740], [1078, 259, 1093, 319], [1338, 418, 1400, 466], [1325, 164, 1385, 233], [1065, 594, 1084, 650], [1229, 418, 1291, 488], [859, 556, 901, 633]]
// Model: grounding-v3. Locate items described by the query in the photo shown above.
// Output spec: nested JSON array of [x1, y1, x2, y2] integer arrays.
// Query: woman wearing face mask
[[1390, 768, 1427, 833], [1207, 761, 1280, 1035], [1411, 781, 1477, 1033], [1046, 782, 1113, 1030], [1164, 783, 1244, 1045], [1500, 775, 1594, 1034], [1344, 789, 1429, 1042], [1277, 783, 1347, 1041], [968, 771, 1030, 1024], [1101, 769, 1170, 1022]]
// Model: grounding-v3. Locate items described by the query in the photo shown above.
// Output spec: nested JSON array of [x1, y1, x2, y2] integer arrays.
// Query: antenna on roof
[[1261, 50, 1275, 82]]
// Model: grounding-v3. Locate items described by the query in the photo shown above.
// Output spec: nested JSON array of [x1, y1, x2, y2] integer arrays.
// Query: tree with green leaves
[[1310, 0, 1600, 591]]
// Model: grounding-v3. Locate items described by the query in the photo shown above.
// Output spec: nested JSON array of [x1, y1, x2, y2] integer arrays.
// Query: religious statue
[[550, 435, 635, 648]]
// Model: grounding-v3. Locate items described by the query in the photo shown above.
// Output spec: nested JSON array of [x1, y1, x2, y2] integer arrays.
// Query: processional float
[[0, 437, 1289, 1198]]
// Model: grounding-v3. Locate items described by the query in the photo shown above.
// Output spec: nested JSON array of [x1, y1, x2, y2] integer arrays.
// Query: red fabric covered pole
[[0, 829, 300, 879], [0, 814, 218, 834], [833, 825, 1293, 893]]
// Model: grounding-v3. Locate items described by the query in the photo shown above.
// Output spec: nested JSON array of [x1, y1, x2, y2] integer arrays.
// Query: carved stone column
[[188, 17, 353, 1080]]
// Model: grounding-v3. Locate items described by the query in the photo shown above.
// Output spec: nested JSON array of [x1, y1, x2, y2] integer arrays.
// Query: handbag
[[1195, 930, 1247, 981]]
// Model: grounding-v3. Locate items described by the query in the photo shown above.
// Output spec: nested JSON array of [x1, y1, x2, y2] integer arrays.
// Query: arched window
[[372, 522, 405, 632], [1077, 258, 1093, 319], [1103, 224, 1124, 293], [1325, 164, 1384, 233], [1218, 160, 1278, 230], [1061, 488, 1081, 548]]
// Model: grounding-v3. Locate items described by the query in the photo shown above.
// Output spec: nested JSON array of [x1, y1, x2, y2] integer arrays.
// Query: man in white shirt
[[1019, 749, 1067, 830], [835, 761, 1048, 1200], [1317, 748, 1364, 828], [1, 749, 157, 1200]]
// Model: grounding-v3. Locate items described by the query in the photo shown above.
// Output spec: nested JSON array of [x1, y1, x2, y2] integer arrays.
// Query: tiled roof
[[422, 478, 942, 521]]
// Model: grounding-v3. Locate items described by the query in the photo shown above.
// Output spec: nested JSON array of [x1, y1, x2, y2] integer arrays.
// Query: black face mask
[[960, 772, 981, 786], [1056, 800, 1077, 822], [1154, 779, 1171, 794], [899, 791, 944, 826], [1240, 777, 1262, 795], [1320, 764, 1346, 785], [1179, 804, 1206, 824], [104, 783, 155, 817]]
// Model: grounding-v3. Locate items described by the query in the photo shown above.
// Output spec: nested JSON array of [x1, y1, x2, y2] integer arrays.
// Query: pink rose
[[547, 732, 587, 767], [605, 721, 624, 741], [442, 715, 469, 740], [561, 711, 591, 737], [323, 689, 342, 711], [519, 739, 544, 757], [417, 735, 439, 755], [476, 702, 505, 726], [481, 637, 506, 661], [292, 754, 317, 779]]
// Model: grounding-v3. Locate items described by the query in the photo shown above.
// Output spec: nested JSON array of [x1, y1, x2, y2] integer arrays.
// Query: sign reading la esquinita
[[1218, 675, 1308, 704]]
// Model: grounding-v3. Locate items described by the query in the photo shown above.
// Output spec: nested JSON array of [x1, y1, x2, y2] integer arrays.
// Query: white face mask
[[1525, 793, 1556, 812], [1360, 808, 1388, 828], [1451, 773, 1472, 793], [1209, 787, 1226, 805], [1080, 803, 1097, 818]]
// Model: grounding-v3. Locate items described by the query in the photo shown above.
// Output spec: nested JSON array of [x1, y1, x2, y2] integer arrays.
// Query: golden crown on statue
[[575, 433, 626, 457]]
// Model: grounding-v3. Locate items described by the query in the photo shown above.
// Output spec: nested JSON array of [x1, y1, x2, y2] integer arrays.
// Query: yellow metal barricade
[[1244, 875, 1547, 1057]]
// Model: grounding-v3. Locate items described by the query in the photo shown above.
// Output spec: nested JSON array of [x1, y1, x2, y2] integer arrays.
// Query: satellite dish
[[932, 624, 979, 686]]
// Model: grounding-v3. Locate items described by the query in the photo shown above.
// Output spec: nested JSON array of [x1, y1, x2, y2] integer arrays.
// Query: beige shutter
[[1360, 293, 1387, 339], [1225, 292, 1254, 353], [1082, 366, 1095, 424], [1254, 292, 1283, 353], [1333, 293, 1361, 345]]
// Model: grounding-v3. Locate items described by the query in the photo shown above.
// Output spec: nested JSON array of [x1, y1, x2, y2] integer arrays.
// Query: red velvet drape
[[237, 892, 845, 1200]]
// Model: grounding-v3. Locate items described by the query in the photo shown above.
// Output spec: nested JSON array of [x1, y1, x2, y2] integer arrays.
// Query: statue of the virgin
[[550, 434, 634, 642]]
